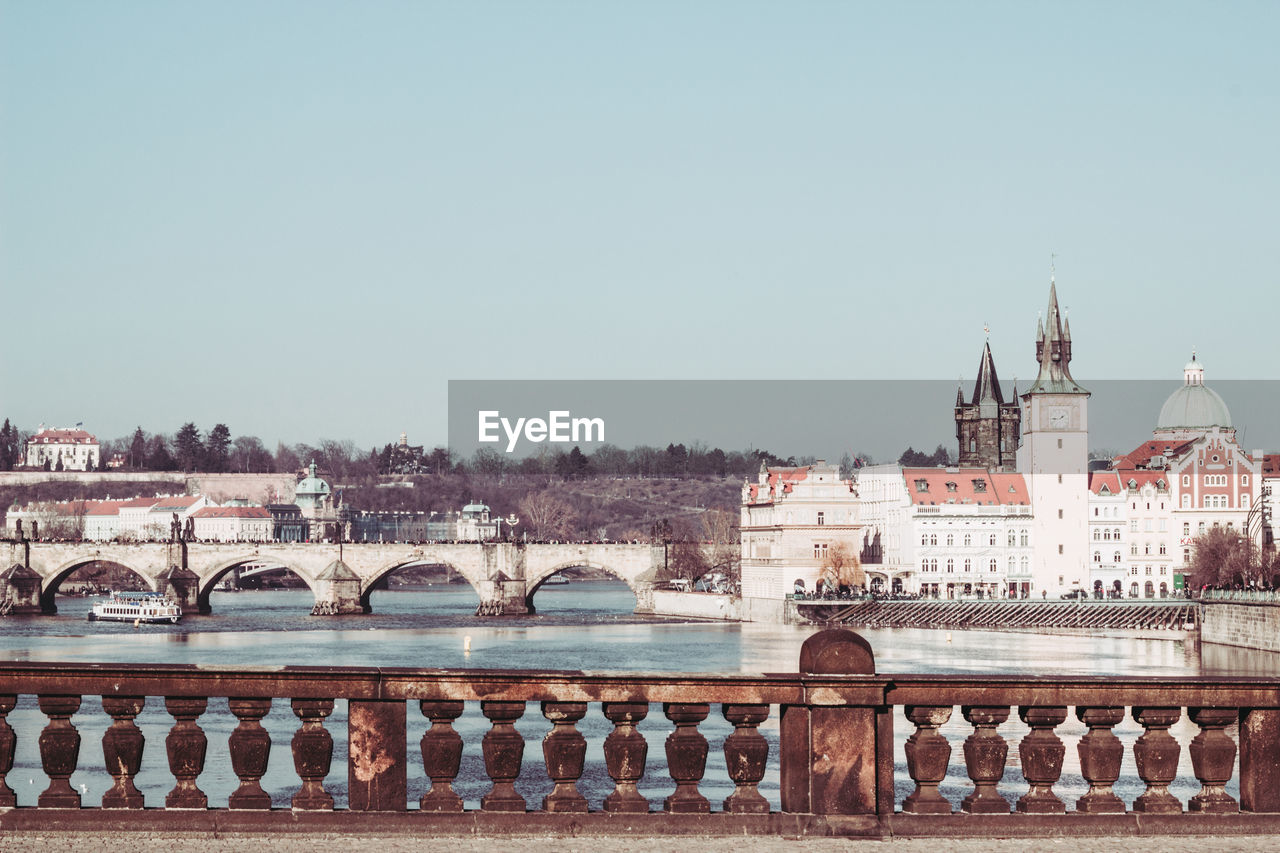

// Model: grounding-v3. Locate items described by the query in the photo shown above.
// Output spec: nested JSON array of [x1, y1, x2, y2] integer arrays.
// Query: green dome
[[1156, 355, 1232, 431], [296, 461, 331, 499]]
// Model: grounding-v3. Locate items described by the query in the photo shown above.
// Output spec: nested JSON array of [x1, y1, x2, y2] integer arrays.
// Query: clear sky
[[3, 2, 1277, 450]]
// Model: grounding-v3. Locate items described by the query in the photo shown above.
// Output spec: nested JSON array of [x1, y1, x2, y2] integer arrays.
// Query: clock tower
[[1016, 279, 1090, 596]]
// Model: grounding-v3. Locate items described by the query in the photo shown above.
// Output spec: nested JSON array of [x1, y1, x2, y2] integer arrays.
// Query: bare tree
[[701, 508, 740, 582], [820, 542, 865, 591], [1190, 527, 1260, 588], [517, 491, 578, 540]]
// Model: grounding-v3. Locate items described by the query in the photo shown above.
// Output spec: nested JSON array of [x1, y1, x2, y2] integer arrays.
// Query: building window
[[1183, 522, 1190, 536], [915, 480, 929, 493], [973, 479, 987, 492], [1184, 548, 1191, 564], [946, 559, 954, 573], [817, 512, 824, 526], [1159, 543, 1167, 555], [946, 481, 957, 492], [1093, 551, 1101, 563], [1020, 530, 1028, 546], [1008, 532, 1016, 546], [964, 559, 971, 573], [1058, 509, 1063, 519], [1131, 544, 1139, 555], [1020, 557, 1028, 572], [989, 533, 996, 546], [1113, 551, 1121, 563], [946, 533, 954, 547], [1058, 544, 1063, 555], [1094, 529, 1101, 541], [1242, 475, 1249, 486], [1183, 474, 1190, 487], [930, 534, 938, 546], [921, 534, 927, 546], [989, 559, 997, 573], [964, 534, 971, 547], [813, 543, 828, 559]]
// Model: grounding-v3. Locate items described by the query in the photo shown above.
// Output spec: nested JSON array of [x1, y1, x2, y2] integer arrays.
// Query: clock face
[[1048, 407, 1069, 429]]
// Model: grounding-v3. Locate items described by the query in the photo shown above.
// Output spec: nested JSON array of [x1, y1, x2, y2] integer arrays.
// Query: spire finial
[[1050, 252, 1057, 283], [983, 322, 990, 339]]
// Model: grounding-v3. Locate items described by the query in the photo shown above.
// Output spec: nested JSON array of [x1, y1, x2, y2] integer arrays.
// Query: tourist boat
[[88, 591, 182, 624], [543, 574, 571, 585]]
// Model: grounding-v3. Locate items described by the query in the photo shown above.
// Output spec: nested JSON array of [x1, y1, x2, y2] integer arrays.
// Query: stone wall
[[0, 471, 297, 505], [650, 590, 741, 621], [1201, 601, 1280, 653]]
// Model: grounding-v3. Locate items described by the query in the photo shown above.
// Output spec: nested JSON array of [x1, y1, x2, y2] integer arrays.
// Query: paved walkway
[[1, 835, 1277, 853]]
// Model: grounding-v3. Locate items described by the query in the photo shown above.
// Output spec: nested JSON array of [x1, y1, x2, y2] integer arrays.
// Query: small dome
[[295, 461, 331, 497], [1156, 356, 1231, 431]]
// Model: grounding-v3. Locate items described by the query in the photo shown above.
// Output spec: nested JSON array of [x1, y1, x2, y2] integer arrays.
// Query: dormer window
[[915, 480, 929, 493], [945, 481, 957, 492], [972, 479, 987, 492]]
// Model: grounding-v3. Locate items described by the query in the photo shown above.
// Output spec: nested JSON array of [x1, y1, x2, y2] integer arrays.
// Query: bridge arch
[[41, 558, 153, 615], [358, 559, 481, 612], [199, 555, 318, 614], [524, 560, 640, 614]]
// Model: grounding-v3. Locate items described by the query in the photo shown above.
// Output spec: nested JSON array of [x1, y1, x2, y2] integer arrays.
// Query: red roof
[[747, 465, 812, 501], [28, 429, 98, 445], [902, 467, 1028, 506], [1116, 440, 1195, 469], [120, 498, 160, 509], [148, 496, 202, 511], [86, 500, 127, 516], [1090, 469, 1170, 494], [192, 507, 270, 519], [1263, 454, 1280, 477]]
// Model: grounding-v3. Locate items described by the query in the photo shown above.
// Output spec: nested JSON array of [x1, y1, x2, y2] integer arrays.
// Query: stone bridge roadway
[[0, 540, 667, 616]]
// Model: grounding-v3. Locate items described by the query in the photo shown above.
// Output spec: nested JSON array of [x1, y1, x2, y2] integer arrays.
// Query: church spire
[[1026, 278, 1087, 395], [972, 340, 1005, 405]]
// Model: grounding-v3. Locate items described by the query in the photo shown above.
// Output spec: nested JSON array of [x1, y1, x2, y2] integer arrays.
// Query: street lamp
[[1246, 485, 1273, 551]]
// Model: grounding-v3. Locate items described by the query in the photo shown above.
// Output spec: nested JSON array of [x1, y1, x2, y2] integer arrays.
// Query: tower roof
[[1025, 279, 1088, 396], [970, 340, 1006, 405]]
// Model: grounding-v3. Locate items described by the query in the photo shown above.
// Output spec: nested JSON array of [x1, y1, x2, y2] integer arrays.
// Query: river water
[[2, 581, 1278, 811]]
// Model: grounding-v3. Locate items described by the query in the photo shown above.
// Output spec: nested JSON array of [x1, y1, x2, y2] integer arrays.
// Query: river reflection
[[3, 582, 1278, 811]]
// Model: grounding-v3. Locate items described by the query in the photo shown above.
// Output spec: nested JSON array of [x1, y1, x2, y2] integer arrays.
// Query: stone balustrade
[[1, 629, 1280, 838]]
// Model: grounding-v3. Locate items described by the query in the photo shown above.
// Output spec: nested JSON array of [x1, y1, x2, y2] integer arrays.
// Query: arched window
[[946, 558, 954, 573], [930, 534, 937, 546], [989, 533, 996, 546], [964, 559, 971, 573], [1093, 551, 1101, 563], [989, 559, 997, 573], [964, 534, 972, 547], [1113, 551, 1121, 563], [946, 533, 954, 547], [1020, 530, 1029, 546], [1094, 529, 1101, 541], [1020, 557, 1028, 572], [921, 534, 927, 546]]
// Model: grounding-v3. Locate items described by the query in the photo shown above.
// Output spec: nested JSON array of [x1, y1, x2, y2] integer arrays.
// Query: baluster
[[0, 695, 16, 807], [480, 701, 526, 811], [663, 702, 710, 813], [960, 705, 1010, 813], [1016, 706, 1067, 813], [1132, 707, 1182, 813], [419, 700, 465, 812], [602, 702, 649, 813], [37, 695, 81, 808], [164, 697, 208, 809], [541, 701, 588, 812], [902, 705, 953, 814], [290, 698, 334, 810], [228, 698, 272, 809], [101, 696, 146, 808], [1075, 707, 1125, 813], [1188, 707, 1239, 813], [722, 704, 769, 814]]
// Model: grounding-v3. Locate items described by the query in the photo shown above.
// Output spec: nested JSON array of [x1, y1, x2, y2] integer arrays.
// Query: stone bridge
[[0, 539, 667, 617]]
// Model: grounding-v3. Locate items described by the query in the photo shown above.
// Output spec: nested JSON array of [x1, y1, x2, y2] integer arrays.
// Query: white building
[[84, 499, 127, 541], [740, 460, 861, 619], [190, 506, 273, 542], [24, 428, 100, 471], [457, 502, 499, 541]]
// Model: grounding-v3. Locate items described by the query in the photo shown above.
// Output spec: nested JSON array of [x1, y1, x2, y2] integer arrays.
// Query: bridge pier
[[1, 562, 45, 615], [156, 566, 203, 615], [311, 559, 364, 616]]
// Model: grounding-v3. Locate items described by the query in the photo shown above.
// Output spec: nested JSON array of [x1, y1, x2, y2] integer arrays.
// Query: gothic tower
[[954, 341, 1021, 471]]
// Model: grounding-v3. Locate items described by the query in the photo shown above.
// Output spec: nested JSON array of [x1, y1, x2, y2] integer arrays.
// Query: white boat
[[89, 591, 182, 624], [543, 575, 571, 585]]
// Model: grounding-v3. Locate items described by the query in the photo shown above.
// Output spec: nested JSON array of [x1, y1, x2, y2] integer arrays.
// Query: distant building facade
[[24, 428, 100, 471]]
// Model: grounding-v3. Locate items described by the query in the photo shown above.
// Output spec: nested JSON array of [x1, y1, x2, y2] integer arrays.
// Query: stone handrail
[[2, 630, 1280, 838], [1202, 589, 1280, 603]]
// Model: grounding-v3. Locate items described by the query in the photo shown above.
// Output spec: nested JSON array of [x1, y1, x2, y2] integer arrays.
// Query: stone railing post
[[420, 700, 465, 812], [1188, 707, 1239, 813], [780, 628, 883, 816], [602, 702, 649, 813], [101, 696, 146, 808], [348, 699, 407, 811], [164, 697, 208, 809], [1075, 707, 1125, 813], [722, 703, 770, 814], [228, 698, 273, 809], [1015, 706, 1067, 813], [1239, 708, 1280, 812], [663, 703, 710, 813], [960, 706, 1011, 813], [541, 701, 588, 812], [290, 698, 335, 810], [1132, 707, 1182, 813], [480, 701, 526, 811], [37, 695, 82, 808], [902, 705, 953, 814]]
